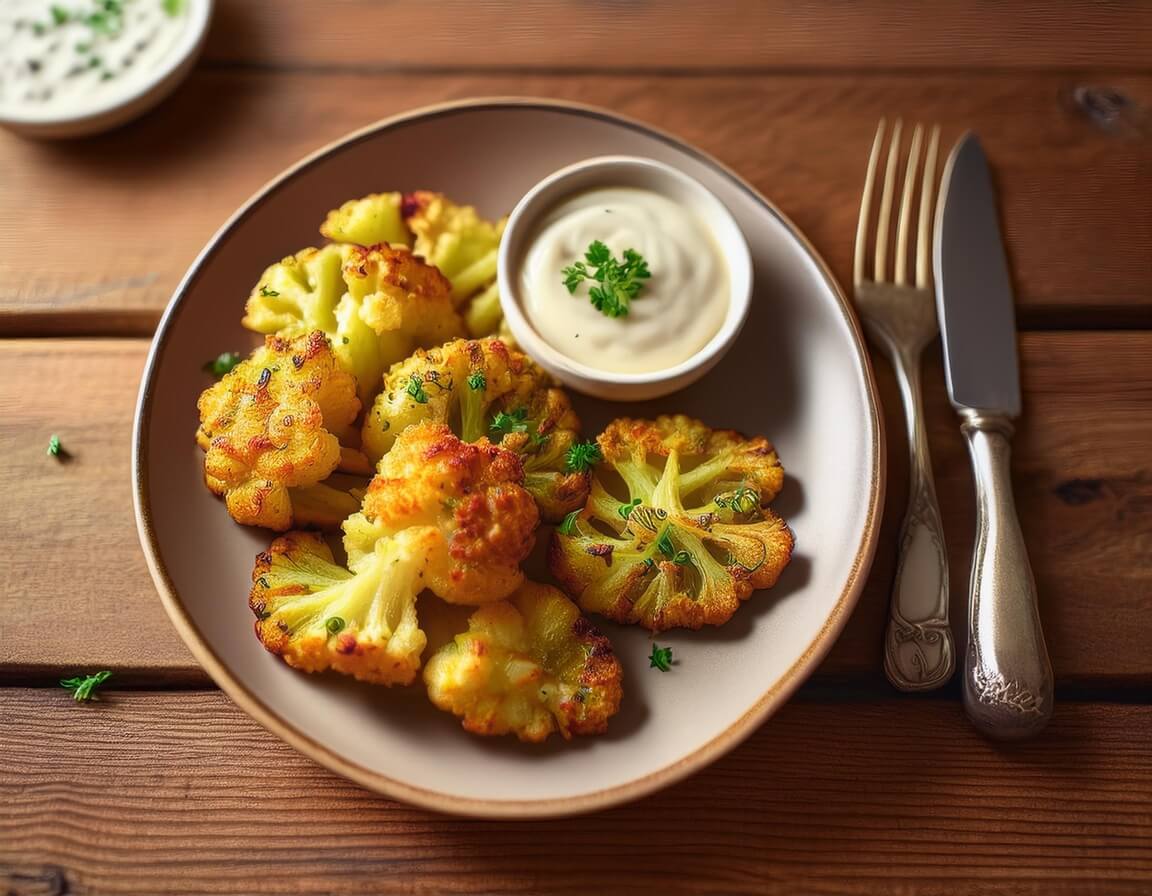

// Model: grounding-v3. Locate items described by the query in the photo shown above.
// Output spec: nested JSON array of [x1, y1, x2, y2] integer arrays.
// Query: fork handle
[[961, 411, 1053, 739], [883, 351, 955, 691]]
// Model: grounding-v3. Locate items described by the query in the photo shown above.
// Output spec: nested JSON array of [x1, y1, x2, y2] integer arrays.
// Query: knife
[[933, 132, 1053, 740]]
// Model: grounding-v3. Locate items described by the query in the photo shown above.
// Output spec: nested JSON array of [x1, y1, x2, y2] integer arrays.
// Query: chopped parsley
[[467, 371, 486, 391], [203, 351, 242, 378], [325, 616, 345, 635], [561, 240, 651, 318], [557, 510, 580, 536], [60, 670, 112, 702], [490, 407, 529, 438], [564, 440, 602, 473], [46, 434, 62, 457], [406, 375, 428, 404], [163, 0, 185, 15], [656, 529, 692, 566], [648, 644, 673, 672], [259, 285, 280, 297], [617, 498, 642, 519]]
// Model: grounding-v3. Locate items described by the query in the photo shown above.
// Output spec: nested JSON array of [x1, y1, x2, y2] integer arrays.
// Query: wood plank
[[0, 71, 1148, 332], [2, 333, 1150, 685], [200, 1, 1152, 71], [0, 690, 1149, 895]]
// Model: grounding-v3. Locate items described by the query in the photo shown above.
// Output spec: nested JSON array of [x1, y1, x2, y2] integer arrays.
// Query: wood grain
[[1, 690, 1149, 895], [1, 71, 1148, 332], [2, 334, 1150, 686], [199, 1, 1152, 71]]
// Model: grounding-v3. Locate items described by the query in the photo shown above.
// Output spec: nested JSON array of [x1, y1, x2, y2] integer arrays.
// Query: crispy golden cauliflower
[[402, 191, 505, 305], [196, 332, 361, 531], [250, 529, 432, 685], [549, 415, 794, 631], [343, 421, 538, 605], [361, 338, 589, 521], [319, 192, 411, 247], [242, 243, 464, 406], [424, 582, 623, 742]]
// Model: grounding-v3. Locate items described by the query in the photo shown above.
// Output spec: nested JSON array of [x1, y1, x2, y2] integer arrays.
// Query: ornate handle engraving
[[961, 412, 1053, 740], [883, 349, 955, 691]]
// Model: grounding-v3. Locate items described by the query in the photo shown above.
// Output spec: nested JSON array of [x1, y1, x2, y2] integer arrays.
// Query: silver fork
[[854, 120, 955, 691]]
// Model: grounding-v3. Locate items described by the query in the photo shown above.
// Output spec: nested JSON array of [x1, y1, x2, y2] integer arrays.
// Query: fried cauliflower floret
[[242, 243, 465, 406], [250, 530, 430, 685], [319, 192, 411, 247], [196, 332, 361, 531], [424, 582, 623, 742], [402, 191, 505, 305], [361, 338, 588, 521], [549, 415, 794, 631], [343, 421, 538, 605]]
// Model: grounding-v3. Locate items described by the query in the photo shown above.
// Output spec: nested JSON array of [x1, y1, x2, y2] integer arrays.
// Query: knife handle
[[961, 411, 1053, 740]]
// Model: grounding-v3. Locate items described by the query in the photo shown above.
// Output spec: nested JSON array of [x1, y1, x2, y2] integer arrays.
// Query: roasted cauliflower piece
[[402, 191, 505, 303], [319, 192, 411, 247], [361, 338, 589, 521], [424, 582, 623, 742], [250, 530, 431, 685], [549, 415, 794, 631], [343, 421, 538, 605], [196, 332, 361, 531], [243, 243, 465, 406]]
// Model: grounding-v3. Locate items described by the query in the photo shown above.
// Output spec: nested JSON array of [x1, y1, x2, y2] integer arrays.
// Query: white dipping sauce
[[0, 0, 189, 118], [520, 187, 730, 374]]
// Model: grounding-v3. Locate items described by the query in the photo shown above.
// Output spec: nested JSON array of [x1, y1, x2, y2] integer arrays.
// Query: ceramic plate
[[133, 99, 883, 818]]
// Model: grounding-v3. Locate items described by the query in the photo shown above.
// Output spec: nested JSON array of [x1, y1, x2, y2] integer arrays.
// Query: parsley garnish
[[51, 6, 70, 25], [648, 644, 673, 672], [203, 351, 242, 378], [467, 371, 486, 391], [47, 434, 62, 457], [561, 240, 651, 318], [259, 285, 280, 297], [490, 407, 528, 438], [163, 0, 185, 15], [617, 498, 641, 519], [528, 430, 550, 449], [656, 530, 692, 565], [565, 440, 602, 472], [325, 616, 345, 635], [406, 375, 428, 404], [557, 510, 580, 536], [60, 670, 112, 702]]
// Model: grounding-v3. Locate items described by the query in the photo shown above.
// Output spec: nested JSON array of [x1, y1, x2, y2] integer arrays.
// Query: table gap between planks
[[1, 3, 1149, 893]]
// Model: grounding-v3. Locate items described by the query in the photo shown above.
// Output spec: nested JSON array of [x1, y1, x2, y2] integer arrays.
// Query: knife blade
[[933, 132, 1020, 417], [933, 131, 1053, 740]]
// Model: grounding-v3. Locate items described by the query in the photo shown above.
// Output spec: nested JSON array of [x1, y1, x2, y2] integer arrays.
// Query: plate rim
[[131, 96, 885, 818]]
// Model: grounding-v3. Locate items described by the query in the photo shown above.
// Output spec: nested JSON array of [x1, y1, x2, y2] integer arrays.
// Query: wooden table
[[2, 3, 1150, 893]]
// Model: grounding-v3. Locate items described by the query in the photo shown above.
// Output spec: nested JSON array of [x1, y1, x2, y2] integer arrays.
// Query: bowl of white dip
[[0, 0, 212, 138], [499, 155, 752, 401]]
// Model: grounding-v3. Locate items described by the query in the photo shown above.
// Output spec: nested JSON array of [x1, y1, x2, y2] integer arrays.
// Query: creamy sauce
[[0, 0, 190, 118], [521, 187, 729, 374]]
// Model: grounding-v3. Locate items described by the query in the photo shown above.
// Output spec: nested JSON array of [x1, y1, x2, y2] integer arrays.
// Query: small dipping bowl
[[498, 155, 753, 401], [0, 0, 214, 139]]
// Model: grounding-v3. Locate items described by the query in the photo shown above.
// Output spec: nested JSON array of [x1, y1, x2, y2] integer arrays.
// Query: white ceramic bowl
[[0, 0, 213, 139], [499, 155, 753, 401]]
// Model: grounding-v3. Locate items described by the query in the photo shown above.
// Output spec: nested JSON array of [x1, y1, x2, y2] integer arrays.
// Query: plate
[[133, 99, 883, 818]]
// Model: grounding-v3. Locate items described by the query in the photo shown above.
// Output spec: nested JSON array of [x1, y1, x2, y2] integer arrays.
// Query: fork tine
[[916, 125, 941, 288], [894, 124, 923, 286], [874, 119, 902, 283], [854, 119, 886, 286]]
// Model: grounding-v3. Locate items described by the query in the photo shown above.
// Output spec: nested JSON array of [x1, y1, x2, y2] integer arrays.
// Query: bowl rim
[[498, 153, 753, 387], [0, 0, 214, 127], [132, 97, 885, 819]]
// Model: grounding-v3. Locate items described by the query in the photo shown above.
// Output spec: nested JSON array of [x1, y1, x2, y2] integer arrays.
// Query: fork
[[854, 120, 955, 691]]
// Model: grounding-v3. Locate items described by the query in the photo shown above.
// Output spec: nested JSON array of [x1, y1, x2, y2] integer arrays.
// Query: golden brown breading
[[196, 331, 360, 531]]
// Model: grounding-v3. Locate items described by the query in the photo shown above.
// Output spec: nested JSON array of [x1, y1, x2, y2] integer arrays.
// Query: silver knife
[[933, 132, 1053, 740]]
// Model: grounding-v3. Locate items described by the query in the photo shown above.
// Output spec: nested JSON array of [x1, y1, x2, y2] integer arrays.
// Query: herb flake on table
[[561, 240, 651, 318], [47, 434, 62, 457], [60, 670, 112, 701]]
